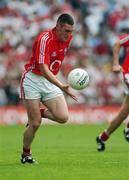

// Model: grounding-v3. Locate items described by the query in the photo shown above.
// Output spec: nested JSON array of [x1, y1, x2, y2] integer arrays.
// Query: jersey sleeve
[[36, 33, 50, 65], [119, 34, 129, 47]]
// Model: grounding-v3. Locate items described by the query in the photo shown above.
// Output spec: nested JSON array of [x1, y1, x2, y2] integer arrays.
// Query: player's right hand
[[61, 84, 78, 101], [112, 64, 122, 73]]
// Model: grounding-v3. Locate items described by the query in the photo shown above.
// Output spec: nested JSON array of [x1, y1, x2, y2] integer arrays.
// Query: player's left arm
[[112, 40, 122, 73]]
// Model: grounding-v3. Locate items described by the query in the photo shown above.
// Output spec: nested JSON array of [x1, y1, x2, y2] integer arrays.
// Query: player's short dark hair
[[57, 13, 74, 25], [120, 28, 129, 34], [121, 27, 129, 33]]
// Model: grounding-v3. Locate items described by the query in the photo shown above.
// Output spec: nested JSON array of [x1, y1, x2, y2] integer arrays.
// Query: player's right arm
[[39, 64, 63, 89], [39, 64, 77, 101], [112, 40, 122, 73]]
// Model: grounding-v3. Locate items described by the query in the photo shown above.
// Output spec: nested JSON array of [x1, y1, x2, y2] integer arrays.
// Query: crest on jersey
[[51, 51, 57, 57]]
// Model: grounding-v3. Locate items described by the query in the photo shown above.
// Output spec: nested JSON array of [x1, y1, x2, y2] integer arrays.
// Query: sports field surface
[[0, 124, 129, 180]]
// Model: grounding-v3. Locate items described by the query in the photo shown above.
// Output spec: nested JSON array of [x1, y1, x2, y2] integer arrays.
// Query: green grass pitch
[[0, 124, 129, 180]]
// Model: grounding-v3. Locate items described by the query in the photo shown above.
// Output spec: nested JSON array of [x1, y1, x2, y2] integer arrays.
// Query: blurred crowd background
[[0, 0, 129, 106]]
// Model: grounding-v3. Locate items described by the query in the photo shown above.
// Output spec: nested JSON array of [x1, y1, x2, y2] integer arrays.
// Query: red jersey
[[119, 34, 129, 72], [25, 28, 72, 75]]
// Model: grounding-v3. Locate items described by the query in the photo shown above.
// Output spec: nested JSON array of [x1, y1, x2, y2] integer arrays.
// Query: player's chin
[[62, 37, 69, 42]]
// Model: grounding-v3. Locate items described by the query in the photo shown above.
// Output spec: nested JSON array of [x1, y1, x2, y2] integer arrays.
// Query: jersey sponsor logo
[[50, 60, 61, 72]]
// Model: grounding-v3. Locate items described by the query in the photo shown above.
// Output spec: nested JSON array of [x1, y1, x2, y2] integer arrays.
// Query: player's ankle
[[99, 131, 109, 142], [22, 146, 31, 157]]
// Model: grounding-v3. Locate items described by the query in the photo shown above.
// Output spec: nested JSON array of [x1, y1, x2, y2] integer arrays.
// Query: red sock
[[40, 108, 47, 117], [127, 122, 129, 128], [100, 131, 109, 141], [22, 146, 31, 157]]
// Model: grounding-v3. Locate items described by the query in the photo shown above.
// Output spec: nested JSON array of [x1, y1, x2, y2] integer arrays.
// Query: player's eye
[[64, 29, 73, 33]]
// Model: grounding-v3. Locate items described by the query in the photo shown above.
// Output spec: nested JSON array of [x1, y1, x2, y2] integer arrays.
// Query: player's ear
[[56, 23, 61, 30]]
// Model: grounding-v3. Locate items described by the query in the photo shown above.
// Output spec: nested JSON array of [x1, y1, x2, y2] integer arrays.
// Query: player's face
[[57, 24, 74, 42]]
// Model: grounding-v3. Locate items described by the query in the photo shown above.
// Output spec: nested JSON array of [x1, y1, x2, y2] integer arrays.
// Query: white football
[[67, 68, 90, 90]]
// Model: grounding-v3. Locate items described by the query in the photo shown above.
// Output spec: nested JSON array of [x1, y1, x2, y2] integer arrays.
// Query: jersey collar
[[51, 27, 58, 41]]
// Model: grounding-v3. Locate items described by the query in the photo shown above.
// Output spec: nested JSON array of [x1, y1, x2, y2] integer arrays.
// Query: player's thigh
[[23, 99, 41, 122], [43, 95, 69, 118]]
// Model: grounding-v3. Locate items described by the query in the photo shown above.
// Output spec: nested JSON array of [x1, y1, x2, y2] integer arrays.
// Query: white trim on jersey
[[39, 32, 49, 64], [120, 35, 129, 45]]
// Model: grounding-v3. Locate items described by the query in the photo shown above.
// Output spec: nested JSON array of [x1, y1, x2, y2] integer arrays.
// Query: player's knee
[[123, 113, 128, 119], [57, 114, 69, 124], [31, 120, 42, 132], [120, 111, 128, 120]]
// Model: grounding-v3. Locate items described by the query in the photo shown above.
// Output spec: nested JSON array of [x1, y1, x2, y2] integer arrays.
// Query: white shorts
[[20, 71, 63, 101], [123, 72, 129, 96]]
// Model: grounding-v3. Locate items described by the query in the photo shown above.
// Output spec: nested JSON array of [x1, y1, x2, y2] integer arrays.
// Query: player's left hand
[[112, 64, 122, 73]]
